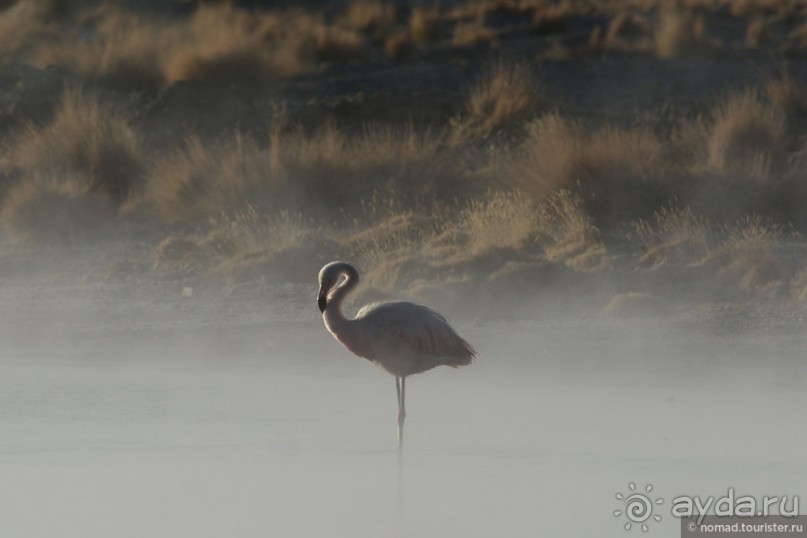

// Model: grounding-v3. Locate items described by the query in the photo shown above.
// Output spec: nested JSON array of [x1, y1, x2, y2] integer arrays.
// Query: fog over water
[[1, 306, 804, 538]]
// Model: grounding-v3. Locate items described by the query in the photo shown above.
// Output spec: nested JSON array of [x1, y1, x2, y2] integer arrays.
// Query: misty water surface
[[1, 320, 804, 538]]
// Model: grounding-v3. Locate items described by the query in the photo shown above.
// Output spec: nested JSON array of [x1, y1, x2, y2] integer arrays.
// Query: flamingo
[[317, 261, 475, 454]]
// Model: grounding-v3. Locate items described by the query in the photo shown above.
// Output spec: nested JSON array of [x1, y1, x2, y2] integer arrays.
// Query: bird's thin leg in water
[[396, 377, 406, 455]]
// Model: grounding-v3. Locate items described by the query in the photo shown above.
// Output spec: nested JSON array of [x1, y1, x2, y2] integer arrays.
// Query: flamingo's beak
[[317, 291, 327, 312]]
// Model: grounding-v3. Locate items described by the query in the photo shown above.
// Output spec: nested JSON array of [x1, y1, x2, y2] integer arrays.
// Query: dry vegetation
[[1, 0, 807, 319]]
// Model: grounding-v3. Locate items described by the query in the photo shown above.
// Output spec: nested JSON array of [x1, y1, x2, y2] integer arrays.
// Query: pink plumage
[[317, 261, 474, 453]]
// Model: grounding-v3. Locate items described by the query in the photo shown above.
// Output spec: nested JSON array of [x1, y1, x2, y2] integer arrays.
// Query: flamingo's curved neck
[[323, 265, 359, 336]]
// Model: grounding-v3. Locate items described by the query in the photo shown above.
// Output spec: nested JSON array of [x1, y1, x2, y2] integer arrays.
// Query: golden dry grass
[[141, 124, 470, 224], [409, 6, 442, 43], [141, 134, 273, 223], [340, 0, 397, 40], [459, 190, 538, 255], [718, 215, 792, 296], [655, 7, 712, 58], [32, 7, 173, 89], [0, 174, 117, 243], [516, 114, 676, 226], [706, 91, 786, 178], [602, 12, 652, 52], [790, 268, 807, 303], [4, 88, 144, 204], [4, 3, 372, 89], [632, 206, 713, 269], [603, 292, 666, 318], [0, 1, 805, 315], [532, 5, 570, 34], [451, 61, 538, 144], [536, 189, 610, 273], [766, 74, 807, 121]]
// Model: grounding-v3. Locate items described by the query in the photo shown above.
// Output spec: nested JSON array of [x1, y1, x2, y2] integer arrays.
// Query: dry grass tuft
[[142, 124, 467, 224], [536, 190, 610, 273], [766, 75, 807, 121], [143, 134, 272, 223], [603, 292, 666, 318], [532, 5, 570, 34], [0, 175, 117, 243], [718, 215, 792, 295], [32, 7, 173, 89], [202, 206, 307, 260], [269, 124, 469, 209], [345, 209, 443, 294], [451, 20, 497, 48], [410, 6, 442, 43], [603, 12, 652, 52], [706, 91, 786, 177], [458, 190, 538, 255], [384, 29, 414, 59], [340, 0, 397, 40], [790, 268, 807, 303], [451, 61, 537, 144], [164, 5, 367, 86], [0, 2, 56, 62], [632, 206, 713, 269], [517, 114, 675, 226], [163, 5, 293, 84], [152, 235, 205, 275], [5, 88, 144, 205], [655, 7, 712, 58], [745, 17, 770, 47]]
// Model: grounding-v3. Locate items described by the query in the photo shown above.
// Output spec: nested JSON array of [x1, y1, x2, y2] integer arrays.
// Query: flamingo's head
[[317, 261, 354, 312]]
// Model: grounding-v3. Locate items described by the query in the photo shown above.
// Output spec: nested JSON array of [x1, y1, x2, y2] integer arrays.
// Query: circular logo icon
[[614, 482, 664, 532]]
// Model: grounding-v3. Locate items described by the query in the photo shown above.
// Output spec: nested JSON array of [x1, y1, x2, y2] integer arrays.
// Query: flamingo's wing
[[356, 302, 475, 373]]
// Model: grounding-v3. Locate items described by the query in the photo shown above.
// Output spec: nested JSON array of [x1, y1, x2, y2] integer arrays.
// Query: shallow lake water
[[1, 320, 805, 538]]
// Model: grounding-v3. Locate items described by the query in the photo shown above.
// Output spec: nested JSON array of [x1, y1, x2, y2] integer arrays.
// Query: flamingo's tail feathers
[[446, 337, 475, 367]]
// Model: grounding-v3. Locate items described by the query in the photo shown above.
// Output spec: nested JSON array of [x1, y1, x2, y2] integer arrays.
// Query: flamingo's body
[[317, 261, 474, 453]]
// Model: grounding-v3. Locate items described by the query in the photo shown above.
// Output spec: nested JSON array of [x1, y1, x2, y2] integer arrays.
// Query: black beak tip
[[318, 296, 327, 312]]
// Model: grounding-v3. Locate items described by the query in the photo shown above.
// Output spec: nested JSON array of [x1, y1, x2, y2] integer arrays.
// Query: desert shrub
[[163, 5, 367, 86], [152, 235, 206, 275], [143, 125, 470, 224], [532, 5, 570, 34], [4, 89, 144, 205], [745, 17, 770, 47], [384, 29, 413, 59], [163, 5, 290, 84], [202, 205, 306, 259], [451, 61, 538, 144], [267, 124, 470, 211], [536, 189, 610, 272], [655, 7, 713, 58], [718, 215, 794, 295], [32, 7, 172, 89], [143, 135, 274, 223], [766, 75, 807, 132], [458, 190, 538, 255], [0, 175, 117, 243], [451, 21, 496, 48], [339, 0, 397, 40], [0, 2, 56, 61], [344, 208, 445, 294], [603, 12, 652, 52], [516, 114, 678, 228], [706, 91, 787, 176], [791, 268, 807, 303], [631, 206, 713, 269], [685, 91, 795, 220], [409, 6, 442, 43], [603, 292, 666, 318]]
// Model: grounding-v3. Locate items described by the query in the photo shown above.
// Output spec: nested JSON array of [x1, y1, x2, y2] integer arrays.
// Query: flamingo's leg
[[397, 377, 406, 454]]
